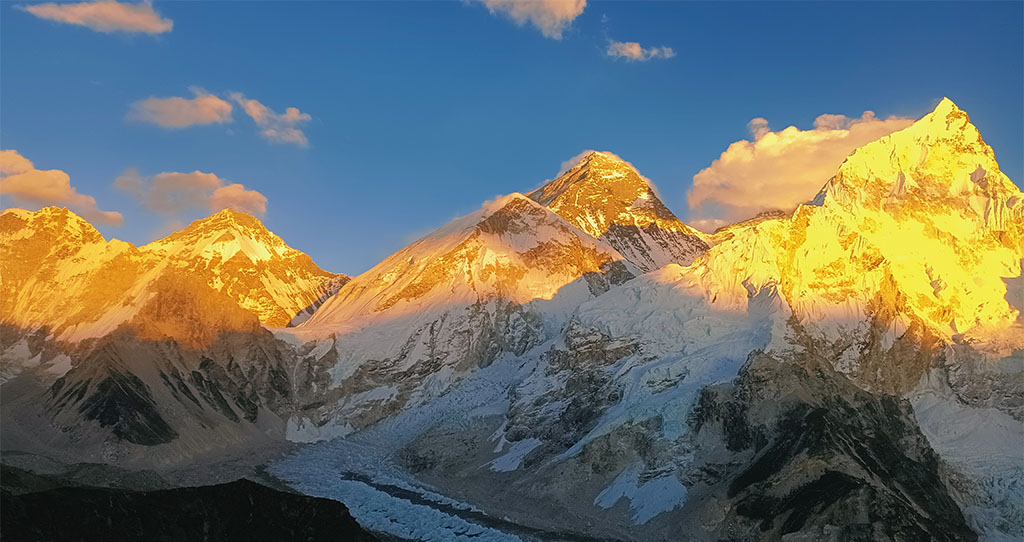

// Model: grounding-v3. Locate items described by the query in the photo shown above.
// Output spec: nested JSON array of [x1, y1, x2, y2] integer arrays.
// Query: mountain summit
[[143, 209, 348, 326], [529, 151, 708, 272]]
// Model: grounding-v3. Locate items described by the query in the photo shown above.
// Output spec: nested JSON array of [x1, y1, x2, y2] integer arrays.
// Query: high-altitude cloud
[[20, 0, 173, 34], [687, 111, 913, 230], [115, 168, 267, 216], [606, 41, 675, 61], [128, 87, 233, 129], [478, 0, 586, 39], [229, 93, 312, 147], [0, 150, 123, 225]]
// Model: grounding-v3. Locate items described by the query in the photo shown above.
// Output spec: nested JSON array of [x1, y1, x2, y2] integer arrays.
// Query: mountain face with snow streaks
[[0, 207, 342, 462], [284, 193, 634, 441]]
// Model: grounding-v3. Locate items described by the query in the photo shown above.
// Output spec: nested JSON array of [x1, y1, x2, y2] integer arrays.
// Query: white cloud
[[0, 149, 123, 225], [128, 87, 233, 129], [479, 0, 586, 39], [747, 117, 770, 139], [229, 93, 311, 147], [127, 89, 312, 146], [115, 168, 267, 216], [687, 110, 913, 230], [20, 0, 172, 34], [557, 149, 598, 177], [606, 41, 675, 61], [209, 183, 267, 216]]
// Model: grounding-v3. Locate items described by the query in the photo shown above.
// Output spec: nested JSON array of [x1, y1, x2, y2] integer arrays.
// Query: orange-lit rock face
[[129, 270, 263, 349], [0, 207, 143, 340], [680, 99, 1023, 391], [0, 206, 344, 344], [529, 151, 708, 271]]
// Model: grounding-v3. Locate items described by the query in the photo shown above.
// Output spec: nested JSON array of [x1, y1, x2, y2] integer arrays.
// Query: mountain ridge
[[1, 98, 1021, 541]]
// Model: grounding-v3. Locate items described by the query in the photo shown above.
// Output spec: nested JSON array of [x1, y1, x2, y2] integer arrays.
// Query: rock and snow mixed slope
[[284, 193, 635, 441], [141, 209, 348, 327], [1, 99, 1020, 541], [0, 207, 343, 463]]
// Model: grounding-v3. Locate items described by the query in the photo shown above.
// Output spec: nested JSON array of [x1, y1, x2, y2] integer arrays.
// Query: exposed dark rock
[[67, 367, 177, 446], [1, 478, 378, 542], [687, 351, 977, 541]]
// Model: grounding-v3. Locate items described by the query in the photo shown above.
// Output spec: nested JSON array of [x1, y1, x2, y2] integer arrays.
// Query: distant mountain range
[[1, 98, 1021, 541]]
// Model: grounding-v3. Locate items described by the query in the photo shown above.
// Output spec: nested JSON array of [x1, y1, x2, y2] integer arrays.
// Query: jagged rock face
[[529, 151, 708, 272], [306, 194, 625, 326], [2, 100, 1021, 541], [682, 99, 1023, 394], [0, 207, 144, 344], [685, 352, 977, 542], [4, 275, 299, 459]]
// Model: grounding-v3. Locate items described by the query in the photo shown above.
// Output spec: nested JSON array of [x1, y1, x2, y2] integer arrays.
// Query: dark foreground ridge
[[1, 477, 379, 542]]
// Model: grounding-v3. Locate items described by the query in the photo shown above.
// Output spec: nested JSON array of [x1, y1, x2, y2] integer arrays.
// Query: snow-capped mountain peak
[[822, 97, 1019, 223], [529, 150, 708, 272], [144, 208, 289, 262], [138, 209, 347, 326]]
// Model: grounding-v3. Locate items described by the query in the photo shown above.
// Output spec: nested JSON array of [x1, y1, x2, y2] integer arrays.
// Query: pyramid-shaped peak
[[524, 151, 707, 270], [826, 97, 1020, 220], [531, 150, 655, 207], [142, 207, 287, 262], [205, 206, 264, 226], [558, 150, 636, 177], [841, 97, 991, 170], [169, 207, 271, 238], [932, 97, 963, 116]]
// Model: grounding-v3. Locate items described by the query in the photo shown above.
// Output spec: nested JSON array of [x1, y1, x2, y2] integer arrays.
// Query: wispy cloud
[[687, 110, 913, 230], [115, 168, 267, 217], [127, 88, 312, 146], [0, 149, 123, 225], [20, 0, 172, 34], [606, 41, 675, 61], [128, 87, 233, 129], [477, 0, 586, 40], [229, 93, 312, 147]]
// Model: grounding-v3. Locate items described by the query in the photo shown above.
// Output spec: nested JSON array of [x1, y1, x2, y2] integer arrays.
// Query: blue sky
[[2, 1, 1022, 273]]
